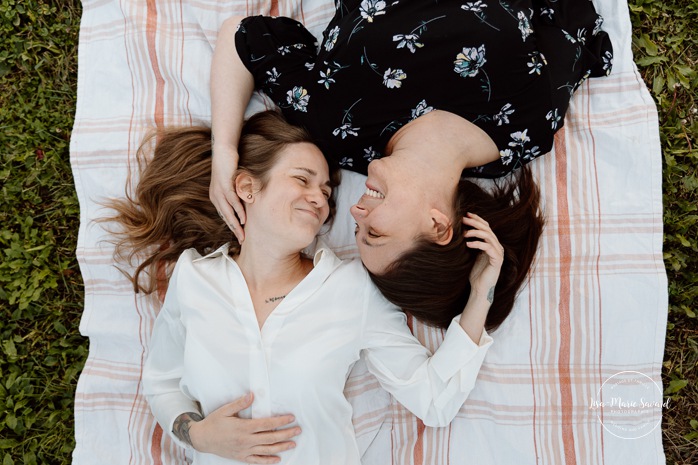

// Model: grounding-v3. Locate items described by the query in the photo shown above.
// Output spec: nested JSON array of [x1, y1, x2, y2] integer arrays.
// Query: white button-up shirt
[[143, 241, 493, 465]]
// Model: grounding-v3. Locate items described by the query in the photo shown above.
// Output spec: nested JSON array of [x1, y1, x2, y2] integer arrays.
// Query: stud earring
[[247, 194, 253, 200]]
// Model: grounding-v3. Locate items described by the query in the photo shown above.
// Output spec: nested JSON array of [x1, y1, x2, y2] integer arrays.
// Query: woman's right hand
[[210, 146, 246, 242], [187, 393, 301, 464]]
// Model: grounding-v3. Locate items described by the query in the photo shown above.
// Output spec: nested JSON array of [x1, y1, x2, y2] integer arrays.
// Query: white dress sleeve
[[142, 251, 200, 448], [360, 284, 493, 428]]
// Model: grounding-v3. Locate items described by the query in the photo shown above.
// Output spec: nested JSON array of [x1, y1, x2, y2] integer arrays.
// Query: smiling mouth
[[364, 187, 385, 199], [297, 208, 320, 219]]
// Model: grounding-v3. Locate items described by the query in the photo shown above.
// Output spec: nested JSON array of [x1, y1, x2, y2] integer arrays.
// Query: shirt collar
[[191, 239, 341, 268]]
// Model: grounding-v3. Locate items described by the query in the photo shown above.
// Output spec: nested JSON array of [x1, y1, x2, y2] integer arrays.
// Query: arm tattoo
[[487, 286, 495, 304], [173, 412, 204, 447]]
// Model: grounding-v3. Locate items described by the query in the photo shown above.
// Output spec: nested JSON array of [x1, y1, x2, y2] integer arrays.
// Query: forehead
[[274, 143, 328, 173]]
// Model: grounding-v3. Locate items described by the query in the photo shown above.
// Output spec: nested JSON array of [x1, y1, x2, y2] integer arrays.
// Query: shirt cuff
[[147, 391, 201, 450], [429, 315, 493, 384]]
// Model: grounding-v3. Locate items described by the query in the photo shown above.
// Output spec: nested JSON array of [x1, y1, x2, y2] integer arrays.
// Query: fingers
[[217, 393, 254, 417], [249, 415, 298, 433], [244, 454, 282, 465], [462, 213, 504, 260], [462, 212, 490, 230], [213, 191, 245, 243]]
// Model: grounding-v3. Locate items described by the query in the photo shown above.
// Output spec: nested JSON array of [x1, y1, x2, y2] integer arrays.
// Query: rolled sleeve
[[142, 253, 200, 449], [361, 286, 493, 427], [235, 16, 318, 105]]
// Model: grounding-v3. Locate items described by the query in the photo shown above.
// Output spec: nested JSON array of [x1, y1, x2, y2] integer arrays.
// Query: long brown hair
[[368, 166, 543, 331], [105, 110, 339, 294]]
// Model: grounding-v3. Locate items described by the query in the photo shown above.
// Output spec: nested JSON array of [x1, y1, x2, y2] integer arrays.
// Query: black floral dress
[[235, 0, 613, 178]]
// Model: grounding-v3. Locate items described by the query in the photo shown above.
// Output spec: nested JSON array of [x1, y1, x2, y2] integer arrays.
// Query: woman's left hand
[[463, 212, 504, 304]]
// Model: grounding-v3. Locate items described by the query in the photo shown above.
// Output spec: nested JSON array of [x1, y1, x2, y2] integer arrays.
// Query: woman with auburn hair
[[209, 0, 612, 330], [110, 110, 502, 464]]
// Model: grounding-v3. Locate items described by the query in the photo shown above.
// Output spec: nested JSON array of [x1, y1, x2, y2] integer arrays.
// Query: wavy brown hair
[[105, 110, 340, 294], [368, 166, 543, 331]]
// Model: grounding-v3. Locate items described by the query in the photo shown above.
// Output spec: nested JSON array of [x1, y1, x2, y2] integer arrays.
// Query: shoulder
[[172, 245, 231, 278]]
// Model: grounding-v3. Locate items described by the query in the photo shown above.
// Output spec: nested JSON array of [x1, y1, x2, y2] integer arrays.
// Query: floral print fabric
[[235, 0, 613, 178]]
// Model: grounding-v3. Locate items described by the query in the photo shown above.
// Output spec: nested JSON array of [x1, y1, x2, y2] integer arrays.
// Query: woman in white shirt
[[111, 111, 502, 464]]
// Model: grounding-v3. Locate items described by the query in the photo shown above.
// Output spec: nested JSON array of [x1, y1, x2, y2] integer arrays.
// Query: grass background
[[0, 0, 695, 464]]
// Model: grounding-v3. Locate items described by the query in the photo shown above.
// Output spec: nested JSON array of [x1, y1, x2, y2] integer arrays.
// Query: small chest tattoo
[[265, 295, 286, 304]]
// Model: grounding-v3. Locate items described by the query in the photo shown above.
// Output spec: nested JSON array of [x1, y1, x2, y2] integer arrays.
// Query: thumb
[[220, 392, 254, 417]]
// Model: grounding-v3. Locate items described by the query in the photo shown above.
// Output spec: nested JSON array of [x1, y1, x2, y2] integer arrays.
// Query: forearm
[[173, 411, 204, 448], [458, 286, 493, 345], [211, 16, 254, 154]]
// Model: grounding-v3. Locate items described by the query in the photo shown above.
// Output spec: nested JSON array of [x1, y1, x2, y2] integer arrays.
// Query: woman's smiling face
[[350, 155, 449, 274], [248, 142, 333, 249]]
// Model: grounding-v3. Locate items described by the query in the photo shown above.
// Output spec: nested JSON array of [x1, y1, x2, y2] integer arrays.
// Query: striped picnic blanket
[[71, 0, 667, 464]]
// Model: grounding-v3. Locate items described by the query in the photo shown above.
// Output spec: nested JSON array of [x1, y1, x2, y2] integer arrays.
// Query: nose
[[307, 187, 327, 207], [350, 204, 367, 221]]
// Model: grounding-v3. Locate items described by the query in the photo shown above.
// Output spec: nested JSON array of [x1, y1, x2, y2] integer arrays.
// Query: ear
[[429, 208, 453, 245], [235, 173, 256, 203]]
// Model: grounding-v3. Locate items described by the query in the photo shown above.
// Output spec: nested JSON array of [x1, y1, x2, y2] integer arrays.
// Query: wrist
[[172, 412, 204, 450], [468, 285, 495, 307]]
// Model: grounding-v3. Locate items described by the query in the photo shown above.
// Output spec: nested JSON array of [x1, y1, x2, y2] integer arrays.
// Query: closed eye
[[354, 223, 381, 239]]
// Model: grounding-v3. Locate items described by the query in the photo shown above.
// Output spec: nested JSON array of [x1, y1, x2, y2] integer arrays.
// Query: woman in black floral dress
[[209, 0, 612, 329]]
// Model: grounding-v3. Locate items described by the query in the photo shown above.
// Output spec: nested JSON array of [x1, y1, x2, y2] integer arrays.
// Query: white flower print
[[576, 28, 587, 45], [493, 103, 515, 126], [286, 86, 310, 112], [324, 26, 340, 51], [461, 2, 499, 31], [508, 129, 530, 148], [540, 8, 554, 20], [527, 54, 543, 75], [363, 146, 378, 161], [278, 45, 291, 55], [392, 15, 446, 53], [383, 68, 407, 89], [304, 62, 315, 71], [393, 33, 423, 53], [359, 0, 386, 23], [318, 68, 336, 89], [602, 50, 613, 74], [411, 99, 434, 119], [453, 45, 486, 78], [562, 28, 576, 44], [500, 149, 514, 165], [546, 108, 561, 130], [593, 16, 604, 35], [340, 157, 354, 167], [517, 10, 533, 42], [461, 1, 486, 13], [524, 146, 541, 160], [333, 123, 360, 139], [266, 67, 280, 84]]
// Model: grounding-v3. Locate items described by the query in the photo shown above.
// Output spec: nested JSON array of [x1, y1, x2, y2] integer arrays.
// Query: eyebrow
[[293, 167, 332, 188]]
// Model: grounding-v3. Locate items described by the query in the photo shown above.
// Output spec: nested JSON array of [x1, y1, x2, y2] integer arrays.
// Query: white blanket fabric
[[71, 0, 667, 464]]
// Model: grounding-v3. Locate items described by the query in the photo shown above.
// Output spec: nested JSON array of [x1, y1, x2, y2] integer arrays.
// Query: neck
[[387, 110, 499, 172], [234, 234, 312, 293]]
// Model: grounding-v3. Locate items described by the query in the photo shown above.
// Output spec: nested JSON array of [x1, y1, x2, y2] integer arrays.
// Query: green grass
[[630, 1, 698, 462], [0, 0, 695, 464]]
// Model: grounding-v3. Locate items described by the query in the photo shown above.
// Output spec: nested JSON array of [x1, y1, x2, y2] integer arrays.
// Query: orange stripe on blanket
[[151, 423, 163, 465], [146, 0, 165, 128], [413, 419, 425, 464], [554, 129, 577, 465]]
